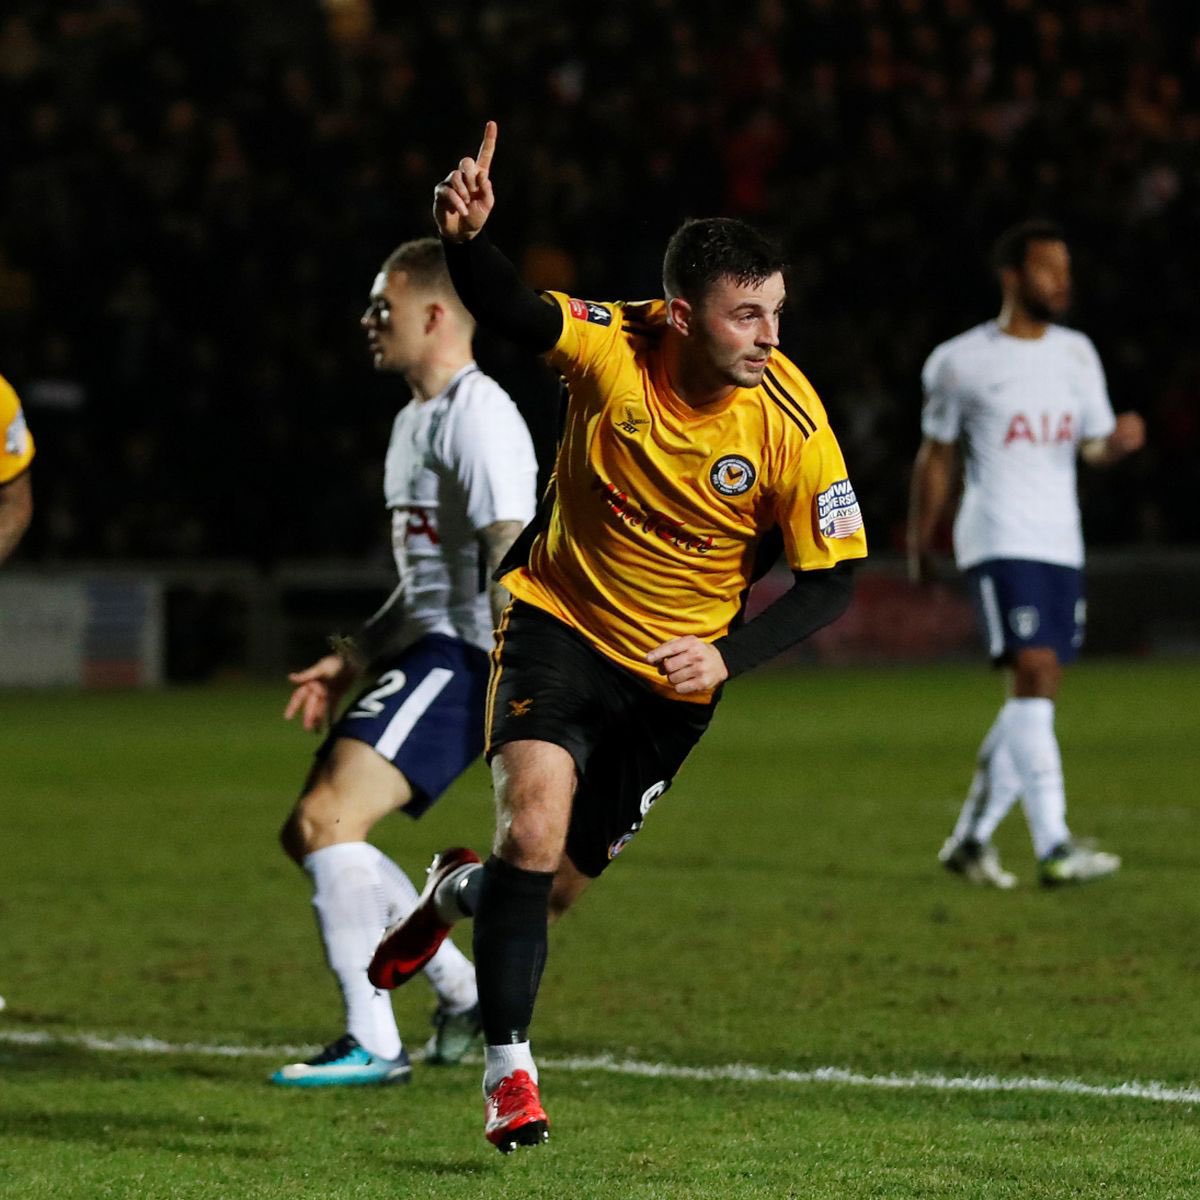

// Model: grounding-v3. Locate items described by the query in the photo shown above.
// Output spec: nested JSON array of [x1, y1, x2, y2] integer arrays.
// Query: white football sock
[[371, 846, 478, 1015], [305, 842, 401, 1061], [1003, 697, 1070, 860], [951, 707, 1022, 845], [483, 1041, 537, 1094], [973, 739, 1022, 843]]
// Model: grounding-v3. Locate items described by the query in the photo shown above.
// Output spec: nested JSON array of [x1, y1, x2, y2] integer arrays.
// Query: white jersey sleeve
[[1074, 333, 1117, 441], [445, 378, 539, 532], [920, 342, 963, 444]]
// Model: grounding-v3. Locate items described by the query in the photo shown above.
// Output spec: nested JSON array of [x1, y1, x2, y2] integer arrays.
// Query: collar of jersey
[[650, 353, 748, 422], [433, 361, 479, 402]]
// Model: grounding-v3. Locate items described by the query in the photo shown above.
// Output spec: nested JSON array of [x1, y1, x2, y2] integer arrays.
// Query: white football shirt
[[382, 363, 537, 652], [921, 321, 1116, 569]]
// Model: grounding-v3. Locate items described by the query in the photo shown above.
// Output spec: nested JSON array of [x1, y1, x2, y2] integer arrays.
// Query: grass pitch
[[1, 660, 1198, 1198]]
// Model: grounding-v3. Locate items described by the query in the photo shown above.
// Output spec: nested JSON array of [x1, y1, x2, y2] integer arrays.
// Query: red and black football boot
[[367, 847, 480, 990], [484, 1070, 550, 1153]]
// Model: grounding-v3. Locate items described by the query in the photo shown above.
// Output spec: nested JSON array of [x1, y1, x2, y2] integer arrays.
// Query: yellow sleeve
[[774, 423, 868, 571], [541, 292, 623, 382], [0, 374, 35, 484]]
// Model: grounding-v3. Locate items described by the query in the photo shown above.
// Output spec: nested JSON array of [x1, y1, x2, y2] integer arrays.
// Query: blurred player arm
[[433, 120, 562, 353], [710, 561, 856, 679], [907, 437, 958, 583], [283, 584, 405, 732], [0, 467, 32, 563], [479, 519, 525, 627], [1079, 411, 1146, 467]]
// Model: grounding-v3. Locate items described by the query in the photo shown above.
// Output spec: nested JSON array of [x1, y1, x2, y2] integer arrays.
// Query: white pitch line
[[2, 1029, 1198, 1106]]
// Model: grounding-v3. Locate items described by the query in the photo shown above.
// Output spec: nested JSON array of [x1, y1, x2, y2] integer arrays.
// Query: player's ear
[[667, 296, 693, 336], [424, 302, 443, 334]]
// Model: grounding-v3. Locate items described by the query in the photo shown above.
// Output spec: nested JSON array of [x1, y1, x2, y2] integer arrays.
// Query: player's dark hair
[[991, 220, 1066, 273], [382, 237, 455, 293], [662, 218, 787, 304]]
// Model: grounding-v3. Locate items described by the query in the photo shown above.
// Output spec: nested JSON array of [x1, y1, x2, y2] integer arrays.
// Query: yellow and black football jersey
[[500, 293, 868, 702], [0, 373, 34, 483]]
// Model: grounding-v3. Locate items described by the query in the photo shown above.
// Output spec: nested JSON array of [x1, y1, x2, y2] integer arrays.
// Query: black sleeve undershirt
[[712, 561, 857, 679], [442, 233, 562, 353]]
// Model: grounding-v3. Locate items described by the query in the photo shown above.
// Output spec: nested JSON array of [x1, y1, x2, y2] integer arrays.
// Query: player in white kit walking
[[271, 239, 537, 1084], [909, 220, 1145, 888]]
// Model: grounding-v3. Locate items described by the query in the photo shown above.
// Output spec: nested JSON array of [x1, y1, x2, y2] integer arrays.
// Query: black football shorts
[[486, 601, 716, 877]]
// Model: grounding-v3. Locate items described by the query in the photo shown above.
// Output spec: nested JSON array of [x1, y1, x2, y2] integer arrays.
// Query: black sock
[[473, 855, 554, 1045]]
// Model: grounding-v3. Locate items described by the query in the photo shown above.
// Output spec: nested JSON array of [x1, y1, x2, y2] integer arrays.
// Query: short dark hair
[[381, 237, 472, 324], [991, 219, 1066, 273], [662, 218, 787, 304], [382, 237, 454, 293]]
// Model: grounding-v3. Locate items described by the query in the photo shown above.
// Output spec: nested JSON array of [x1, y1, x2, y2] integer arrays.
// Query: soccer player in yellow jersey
[[369, 122, 868, 1152], [0, 372, 33, 1014], [0, 373, 34, 564]]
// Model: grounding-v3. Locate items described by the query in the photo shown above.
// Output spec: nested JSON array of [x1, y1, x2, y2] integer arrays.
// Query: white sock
[[370, 846, 478, 1015], [304, 842, 401, 1061], [973, 739, 1023, 844], [483, 1041, 537, 1094], [1004, 697, 1071, 860], [951, 708, 1021, 845]]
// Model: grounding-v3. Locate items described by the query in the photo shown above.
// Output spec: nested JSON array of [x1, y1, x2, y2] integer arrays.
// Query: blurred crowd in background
[[2, 0, 1198, 565]]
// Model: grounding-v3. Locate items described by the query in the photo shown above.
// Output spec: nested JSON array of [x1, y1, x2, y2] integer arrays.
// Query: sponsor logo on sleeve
[[4, 408, 28, 456], [709, 455, 756, 496], [816, 479, 863, 539], [568, 298, 612, 326]]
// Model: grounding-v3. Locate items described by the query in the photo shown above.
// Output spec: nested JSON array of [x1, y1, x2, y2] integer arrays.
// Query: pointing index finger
[[476, 120, 498, 172]]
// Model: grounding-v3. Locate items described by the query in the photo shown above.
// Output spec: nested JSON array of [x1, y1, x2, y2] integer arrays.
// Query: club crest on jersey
[[816, 479, 863, 539], [568, 298, 612, 326], [1009, 606, 1040, 640], [710, 455, 756, 496]]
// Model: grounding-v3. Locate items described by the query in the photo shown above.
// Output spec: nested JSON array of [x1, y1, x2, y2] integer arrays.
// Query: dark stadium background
[[2, 0, 1197, 675]]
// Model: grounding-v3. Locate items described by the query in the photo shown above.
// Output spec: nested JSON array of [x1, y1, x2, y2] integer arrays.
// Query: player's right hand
[[433, 120, 497, 243], [284, 653, 358, 733]]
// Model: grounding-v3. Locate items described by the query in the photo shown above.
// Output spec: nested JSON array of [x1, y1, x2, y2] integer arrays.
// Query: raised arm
[[434, 122, 561, 353], [434, 121, 498, 245], [907, 437, 958, 584]]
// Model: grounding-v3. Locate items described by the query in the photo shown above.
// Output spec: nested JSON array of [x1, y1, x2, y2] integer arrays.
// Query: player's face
[[690, 273, 785, 389], [1016, 239, 1072, 321], [360, 270, 427, 373]]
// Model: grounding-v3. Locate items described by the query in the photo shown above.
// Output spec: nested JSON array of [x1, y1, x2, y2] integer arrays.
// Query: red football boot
[[367, 847, 480, 990], [484, 1070, 550, 1153]]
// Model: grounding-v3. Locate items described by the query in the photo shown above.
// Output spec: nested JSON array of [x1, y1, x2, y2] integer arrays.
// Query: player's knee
[[1013, 647, 1062, 698], [496, 815, 565, 873], [281, 780, 354, 861]]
